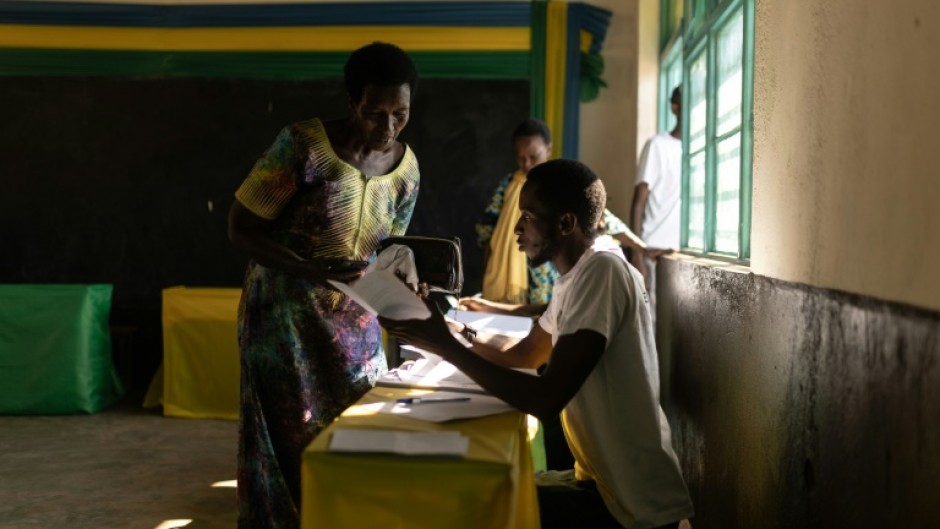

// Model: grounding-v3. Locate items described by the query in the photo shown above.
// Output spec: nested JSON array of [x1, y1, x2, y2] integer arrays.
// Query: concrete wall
[[658, 257, 940, 528], [653, 1, 940, 526], [578, 0, 652, 222], [579, 0, 660, 222], [750, 0, 940, 312]]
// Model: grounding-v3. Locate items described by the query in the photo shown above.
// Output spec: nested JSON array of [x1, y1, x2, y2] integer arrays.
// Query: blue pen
[[396, 396, 471, 405]]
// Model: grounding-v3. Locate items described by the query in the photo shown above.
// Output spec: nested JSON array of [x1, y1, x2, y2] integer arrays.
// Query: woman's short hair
[[526, 159, 606, 238], [511, 118, 552, 145], [344, 42, 419, 103]]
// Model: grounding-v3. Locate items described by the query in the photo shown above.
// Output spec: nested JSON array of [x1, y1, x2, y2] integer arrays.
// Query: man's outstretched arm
[[381, 305, 606, 422]]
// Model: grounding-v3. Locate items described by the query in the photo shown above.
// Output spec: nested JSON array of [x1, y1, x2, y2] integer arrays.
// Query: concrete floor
[[0, 392, 237, 529]]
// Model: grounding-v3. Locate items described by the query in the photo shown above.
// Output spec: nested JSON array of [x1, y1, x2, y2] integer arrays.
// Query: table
[[301, 386, 541, 529], [145, 286, 241, 419], [0, 283, 122, 414]]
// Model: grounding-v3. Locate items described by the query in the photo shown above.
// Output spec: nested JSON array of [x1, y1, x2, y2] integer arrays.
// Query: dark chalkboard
[[0, 76, 528, 389], [0, 76, 527, 310]]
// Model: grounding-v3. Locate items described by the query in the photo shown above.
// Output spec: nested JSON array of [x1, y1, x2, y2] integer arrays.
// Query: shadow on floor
[[0, 390, 238, 529]]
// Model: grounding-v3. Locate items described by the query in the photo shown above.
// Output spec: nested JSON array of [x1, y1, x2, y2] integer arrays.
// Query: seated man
[[381, 159, 693, 529]]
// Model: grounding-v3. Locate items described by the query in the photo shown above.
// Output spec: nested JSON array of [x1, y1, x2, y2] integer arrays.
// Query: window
[[660, 0, 753, 260], [658, 0, 683, 134], [658, 43, 683, 134]]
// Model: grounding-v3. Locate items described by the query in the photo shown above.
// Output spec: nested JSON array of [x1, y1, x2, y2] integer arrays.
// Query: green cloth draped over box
[[0, 284, 123, 414]]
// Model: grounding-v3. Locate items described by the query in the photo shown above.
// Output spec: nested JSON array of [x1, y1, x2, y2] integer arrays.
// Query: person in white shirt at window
[[631, 86, 683, 318]]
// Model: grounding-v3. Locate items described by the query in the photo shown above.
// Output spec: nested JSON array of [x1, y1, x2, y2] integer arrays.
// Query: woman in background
[[227, 42, 420, 529]]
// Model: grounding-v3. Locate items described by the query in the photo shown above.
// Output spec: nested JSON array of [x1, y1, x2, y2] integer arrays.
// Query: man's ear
[[558, 212, 578, 236]]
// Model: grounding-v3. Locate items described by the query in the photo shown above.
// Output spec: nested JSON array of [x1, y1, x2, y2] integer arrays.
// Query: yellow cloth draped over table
[[302, 386, 540, 529], [144, 287, 241, 420], [482, 170, 529, 304]]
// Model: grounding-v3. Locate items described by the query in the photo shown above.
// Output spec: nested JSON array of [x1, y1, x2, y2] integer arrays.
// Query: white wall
[[579, 0, 660, 222], [751, 0, 940, 311]]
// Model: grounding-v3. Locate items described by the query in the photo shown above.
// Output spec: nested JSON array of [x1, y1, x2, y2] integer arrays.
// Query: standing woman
[[228, 42, 419, 529]]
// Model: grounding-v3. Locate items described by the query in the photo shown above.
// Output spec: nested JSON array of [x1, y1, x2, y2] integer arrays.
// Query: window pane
[[662, 57, 683, 133], [688, 53, 707, 153], [687, 151, 706, 250], [715, 132, 741, 254], [716, 10, 743, 137]]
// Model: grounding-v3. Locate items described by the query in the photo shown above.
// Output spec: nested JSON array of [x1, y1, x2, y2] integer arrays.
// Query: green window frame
[[663, 0, 753, 260], [658, 37, 683, 134]]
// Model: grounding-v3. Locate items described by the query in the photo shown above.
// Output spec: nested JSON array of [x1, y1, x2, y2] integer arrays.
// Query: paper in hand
[[329, 270, 432, 320]]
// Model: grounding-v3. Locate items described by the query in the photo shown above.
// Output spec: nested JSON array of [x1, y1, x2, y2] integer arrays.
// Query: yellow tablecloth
[[144, 286, 241, 419], [302, 386, 540, 529]]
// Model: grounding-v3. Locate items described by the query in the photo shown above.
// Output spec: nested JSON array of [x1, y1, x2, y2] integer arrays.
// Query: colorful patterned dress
[[234, 118, 419, 529], [476, 173, 629, 304]]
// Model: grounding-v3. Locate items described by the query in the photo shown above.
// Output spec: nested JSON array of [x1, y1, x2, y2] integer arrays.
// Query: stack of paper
[[329, 428, 469, 457], [380, 390, 515, 422], [377, 348, 486, 394]]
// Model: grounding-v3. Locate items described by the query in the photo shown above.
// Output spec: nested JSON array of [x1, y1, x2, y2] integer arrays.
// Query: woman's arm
[[458, 297, 546, 317], [228, 201, 364, 284]]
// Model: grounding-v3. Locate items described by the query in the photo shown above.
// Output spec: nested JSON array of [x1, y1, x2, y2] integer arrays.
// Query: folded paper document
[[329, 269, 431, 320]]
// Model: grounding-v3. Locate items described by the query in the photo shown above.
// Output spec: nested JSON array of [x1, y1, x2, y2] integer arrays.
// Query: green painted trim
[[681, 36, 707, 250], [679, 0, 752, 260], [660, 0, 677, 51], [658, 35, 682, 133], [529, 1, 547, 119], [679, 48, 695, 249], [739, 0, 754, 260], [704, 25, 717, 253], [0, 48, 531, 80], [714, 125, 742, 143]]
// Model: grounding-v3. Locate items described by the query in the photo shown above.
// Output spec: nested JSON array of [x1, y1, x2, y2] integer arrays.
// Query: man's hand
[[379, 298, 460, 355], [392, 269, 429, 297]]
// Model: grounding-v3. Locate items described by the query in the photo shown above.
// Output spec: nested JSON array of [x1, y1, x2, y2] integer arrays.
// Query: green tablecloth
[[0, 284, 123, 414]]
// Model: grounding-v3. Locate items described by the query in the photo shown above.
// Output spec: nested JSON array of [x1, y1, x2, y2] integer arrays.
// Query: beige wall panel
[[751, 0, 940, 311]]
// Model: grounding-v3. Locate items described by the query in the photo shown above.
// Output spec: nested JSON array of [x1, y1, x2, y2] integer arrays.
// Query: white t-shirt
[[538, 247, 694, 529], [636, 133, 682, 249]]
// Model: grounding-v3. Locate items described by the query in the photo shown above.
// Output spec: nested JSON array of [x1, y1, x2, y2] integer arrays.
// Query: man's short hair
[[344, 42, 419, 103], [526, 159, 606, 238], [670, 86, 681, 105], [511, 118, 552, 145]]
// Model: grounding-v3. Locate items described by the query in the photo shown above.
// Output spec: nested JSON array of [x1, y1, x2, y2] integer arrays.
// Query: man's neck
[[670, 123, 681, 140], [551, 235, 594, 275]]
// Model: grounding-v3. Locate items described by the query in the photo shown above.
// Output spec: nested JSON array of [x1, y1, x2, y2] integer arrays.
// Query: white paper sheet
[[328, 428, 469, 457], [377, 348, 487, 394], [377, 346, 539, 397], [379, 390, 515, 423], [329, 269, 431, 320], [446, 309, 533, 338]]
